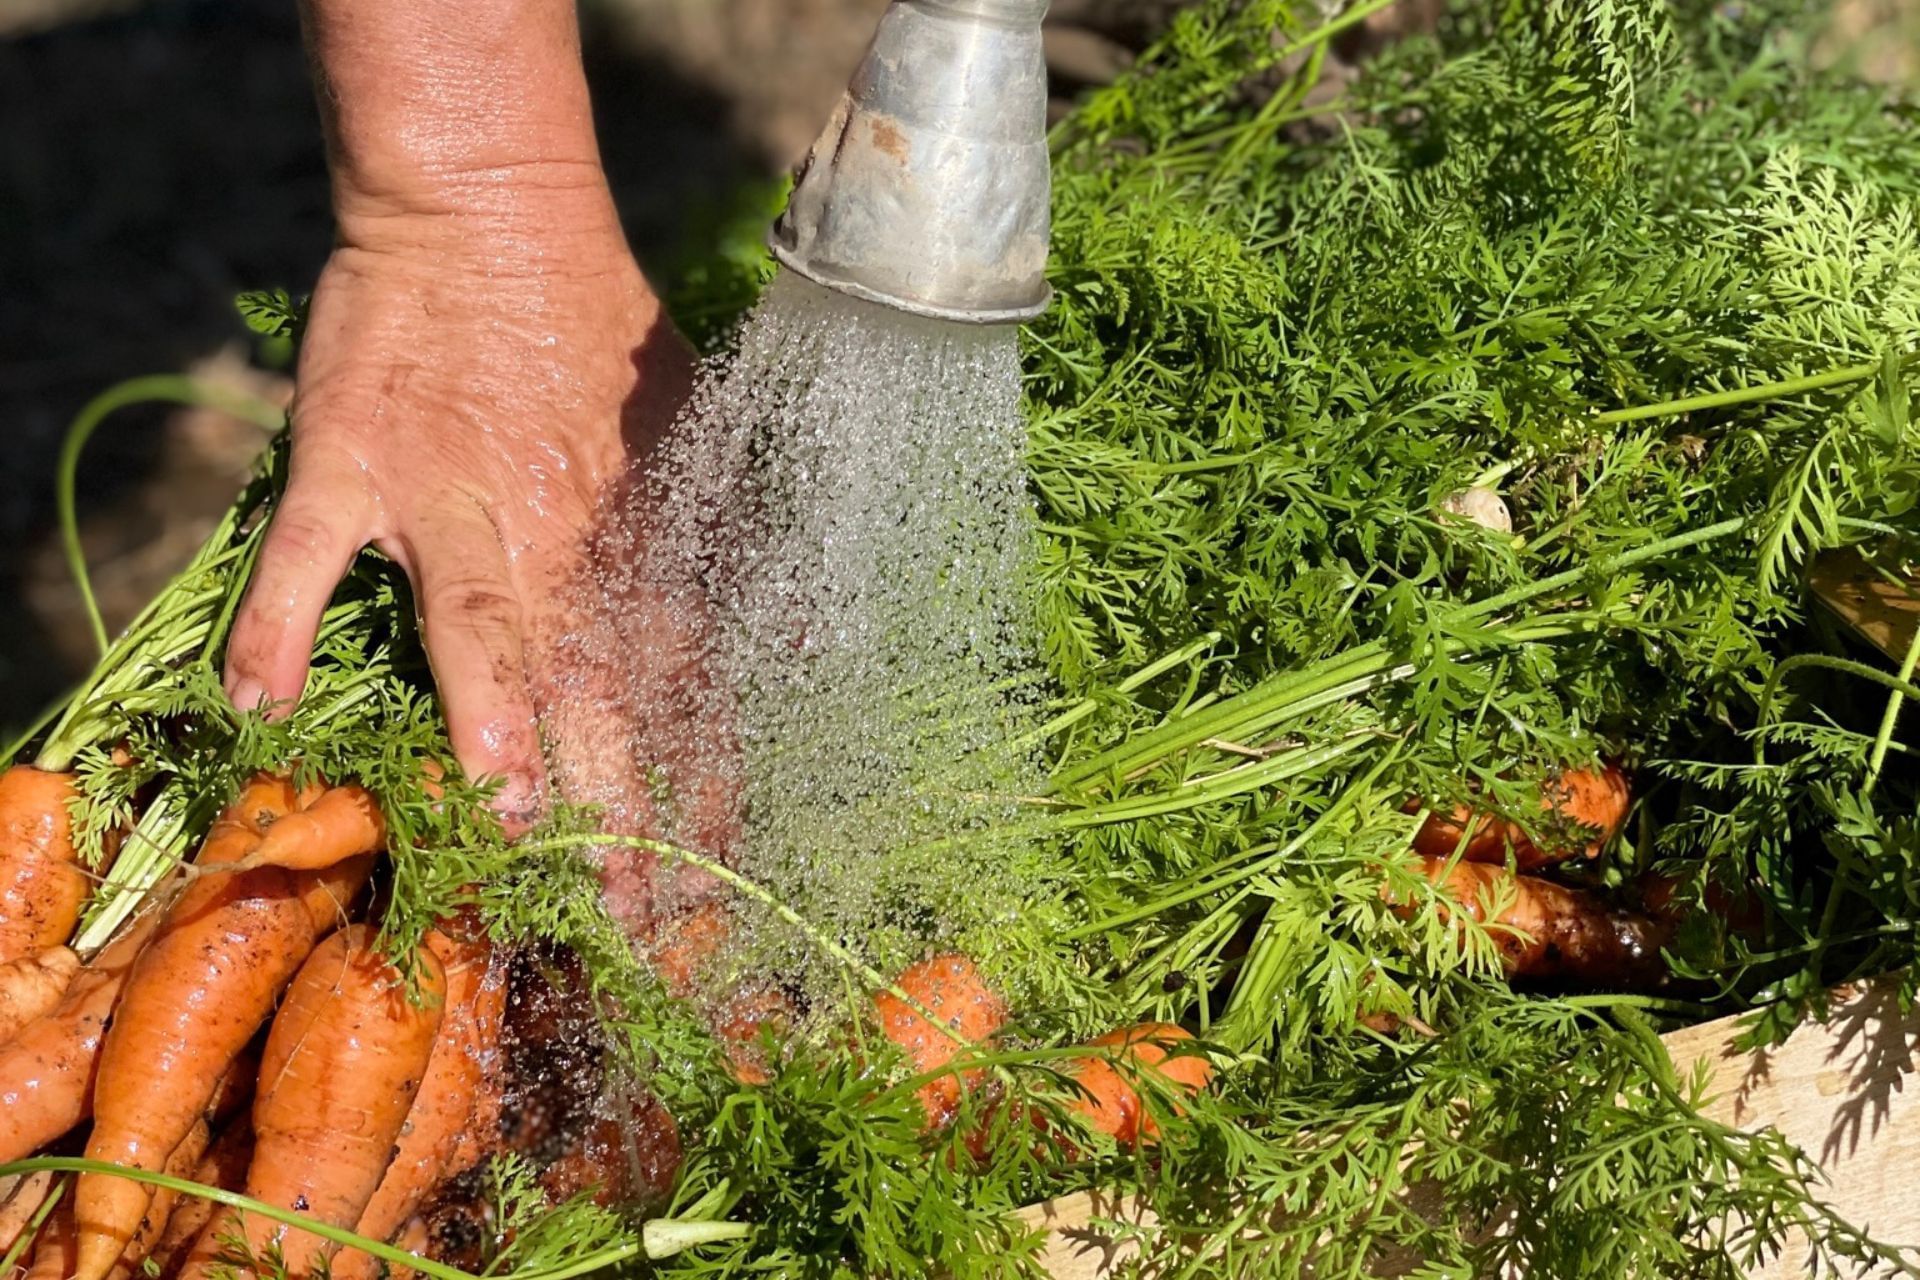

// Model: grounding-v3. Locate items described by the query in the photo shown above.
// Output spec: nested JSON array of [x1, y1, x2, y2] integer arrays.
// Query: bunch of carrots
[[0, 766, 515, 1280], [0, 750, 1220, 1280]]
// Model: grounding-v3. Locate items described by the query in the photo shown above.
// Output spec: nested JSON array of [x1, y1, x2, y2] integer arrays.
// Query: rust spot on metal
[[868, 115, 909, 163]]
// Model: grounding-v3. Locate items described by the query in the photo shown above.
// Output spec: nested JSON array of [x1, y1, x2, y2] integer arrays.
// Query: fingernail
[[492, 771, 545, 833], [227, 677, 269, 717]]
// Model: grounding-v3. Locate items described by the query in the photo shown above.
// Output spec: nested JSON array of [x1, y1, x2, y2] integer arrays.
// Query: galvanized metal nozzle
[[769, 0, 1053, 326]]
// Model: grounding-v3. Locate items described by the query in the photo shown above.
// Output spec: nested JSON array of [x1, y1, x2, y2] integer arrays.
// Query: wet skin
[[222, 0, 692, 829]]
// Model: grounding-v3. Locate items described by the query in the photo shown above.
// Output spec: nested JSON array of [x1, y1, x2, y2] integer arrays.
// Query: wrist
[[302, 0, 618, 249]]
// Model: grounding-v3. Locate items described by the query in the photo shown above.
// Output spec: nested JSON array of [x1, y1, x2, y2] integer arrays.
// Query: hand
[[222, 178, 692, 829]]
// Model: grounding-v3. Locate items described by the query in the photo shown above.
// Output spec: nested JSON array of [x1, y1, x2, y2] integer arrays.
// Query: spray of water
[[550, 273, 1050, 1001]]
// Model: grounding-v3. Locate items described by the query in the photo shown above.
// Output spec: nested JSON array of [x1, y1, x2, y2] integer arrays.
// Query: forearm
[[299, 0, 619, 240]]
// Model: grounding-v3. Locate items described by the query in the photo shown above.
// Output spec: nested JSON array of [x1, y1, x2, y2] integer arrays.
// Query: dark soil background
[[1, 0, 1911, 736]]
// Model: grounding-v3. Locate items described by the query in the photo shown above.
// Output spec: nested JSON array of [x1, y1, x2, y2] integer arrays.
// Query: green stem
[[1864, 622, 1920, 795], [0, 1158, 744, 1275], [515, 833, 974, 1047], [1065, 742, 1402, 939], [56, 376, 282, 657], [1029, 630, 1222, 744], [0, 1173, 67, 1277], [73, 783, 192, 956], [1590, 360, 1887, 426]]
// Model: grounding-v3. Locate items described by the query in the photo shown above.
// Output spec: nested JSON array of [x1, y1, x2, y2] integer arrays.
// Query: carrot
[[99, 1118, 211, 1280], [144, 1122, 251, 1280], [1411, 763, 1631, 871], [0, 947, 81, 1046], [0, 904, 163, 1164], [647, 899, 732, 998], [538, 1089, 683, 1212], [0, 766, 86, 966], [232, 785, 385, 873], [870, 953, 1008, 1130], [1394, 857, 1670, 984], [180, 925, 445, 1280], [329, 932, 505, 1280], [0, 1171, 56, 1262], [22, 1189, 75, 1280], [71, 781, 319, 1280], [1058, 1024, 1213, 1148]]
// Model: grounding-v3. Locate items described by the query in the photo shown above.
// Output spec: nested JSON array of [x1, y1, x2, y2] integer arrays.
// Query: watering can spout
[[769, 0, 1054, 325]]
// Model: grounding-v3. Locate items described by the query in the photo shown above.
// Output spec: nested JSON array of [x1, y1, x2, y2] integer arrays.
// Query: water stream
[[552, 273, 1049, 998]]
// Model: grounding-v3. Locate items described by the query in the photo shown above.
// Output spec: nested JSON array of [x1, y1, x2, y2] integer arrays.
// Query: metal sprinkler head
[[769, 0, 1053, 326]]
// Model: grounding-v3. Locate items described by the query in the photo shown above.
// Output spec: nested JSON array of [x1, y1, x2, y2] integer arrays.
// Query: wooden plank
[[1015, 975, 1920, 1278], [1808, 551, 1919, 663]]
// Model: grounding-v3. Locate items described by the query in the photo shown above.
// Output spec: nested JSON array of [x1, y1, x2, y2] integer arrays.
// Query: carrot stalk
[[0, 948, 81, 1047], [181, 924, 445, 1280], [0, 767, 86, 966]]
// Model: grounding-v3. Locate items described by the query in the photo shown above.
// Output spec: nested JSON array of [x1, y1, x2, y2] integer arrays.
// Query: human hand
[[221, 175, 691, 829]]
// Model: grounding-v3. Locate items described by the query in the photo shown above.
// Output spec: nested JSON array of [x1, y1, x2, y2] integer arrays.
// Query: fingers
[[397, 504, 546, 832], [224, 456, 370, 719]]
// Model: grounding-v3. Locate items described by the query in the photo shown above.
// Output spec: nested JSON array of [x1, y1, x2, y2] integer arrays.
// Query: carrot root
[[235, 786, 386, 873], [0, 766, 86, 967], [0, 947, 81, 1046]]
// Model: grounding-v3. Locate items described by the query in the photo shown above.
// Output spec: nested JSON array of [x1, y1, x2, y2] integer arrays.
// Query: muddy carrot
[[1394, 857, 1670, 984], [329, 932, 504, 1280], [0, 766, 87, 966], [73, 783, 318, 1280], [0, 904, 163, 1164], [232, 786, 385, 873], [1412, 764, 1631, 870], [871, 953, 1009, 1130], [537, 1089, 683, 1212], [0, 1171, 56, 1262], [0, 947, 81, 1046], [179, 925, 445, 1280]]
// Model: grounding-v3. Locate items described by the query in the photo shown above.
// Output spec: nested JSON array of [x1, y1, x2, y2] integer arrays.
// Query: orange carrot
[[1059, 1024, 1213, 1148], [870, 953, 1008, 1130], [233, 786, 385, 873], [72, 781, 318, 1280], [99, 1118, 211, 1280], [1393, 857, 1670, 984], [180, 925, 445, 1280], [145, 1122, 251, 1280], [329, 932, 505, 1280], [0, 904, 163, 1164], [0, 946, 81, 1046], [22, 1190, 75, 1280], [0, 766, 86, 966], [647, 899, 732, 998], [1411, 764, 1630, 871], [0, 1170, 56, 1261]]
